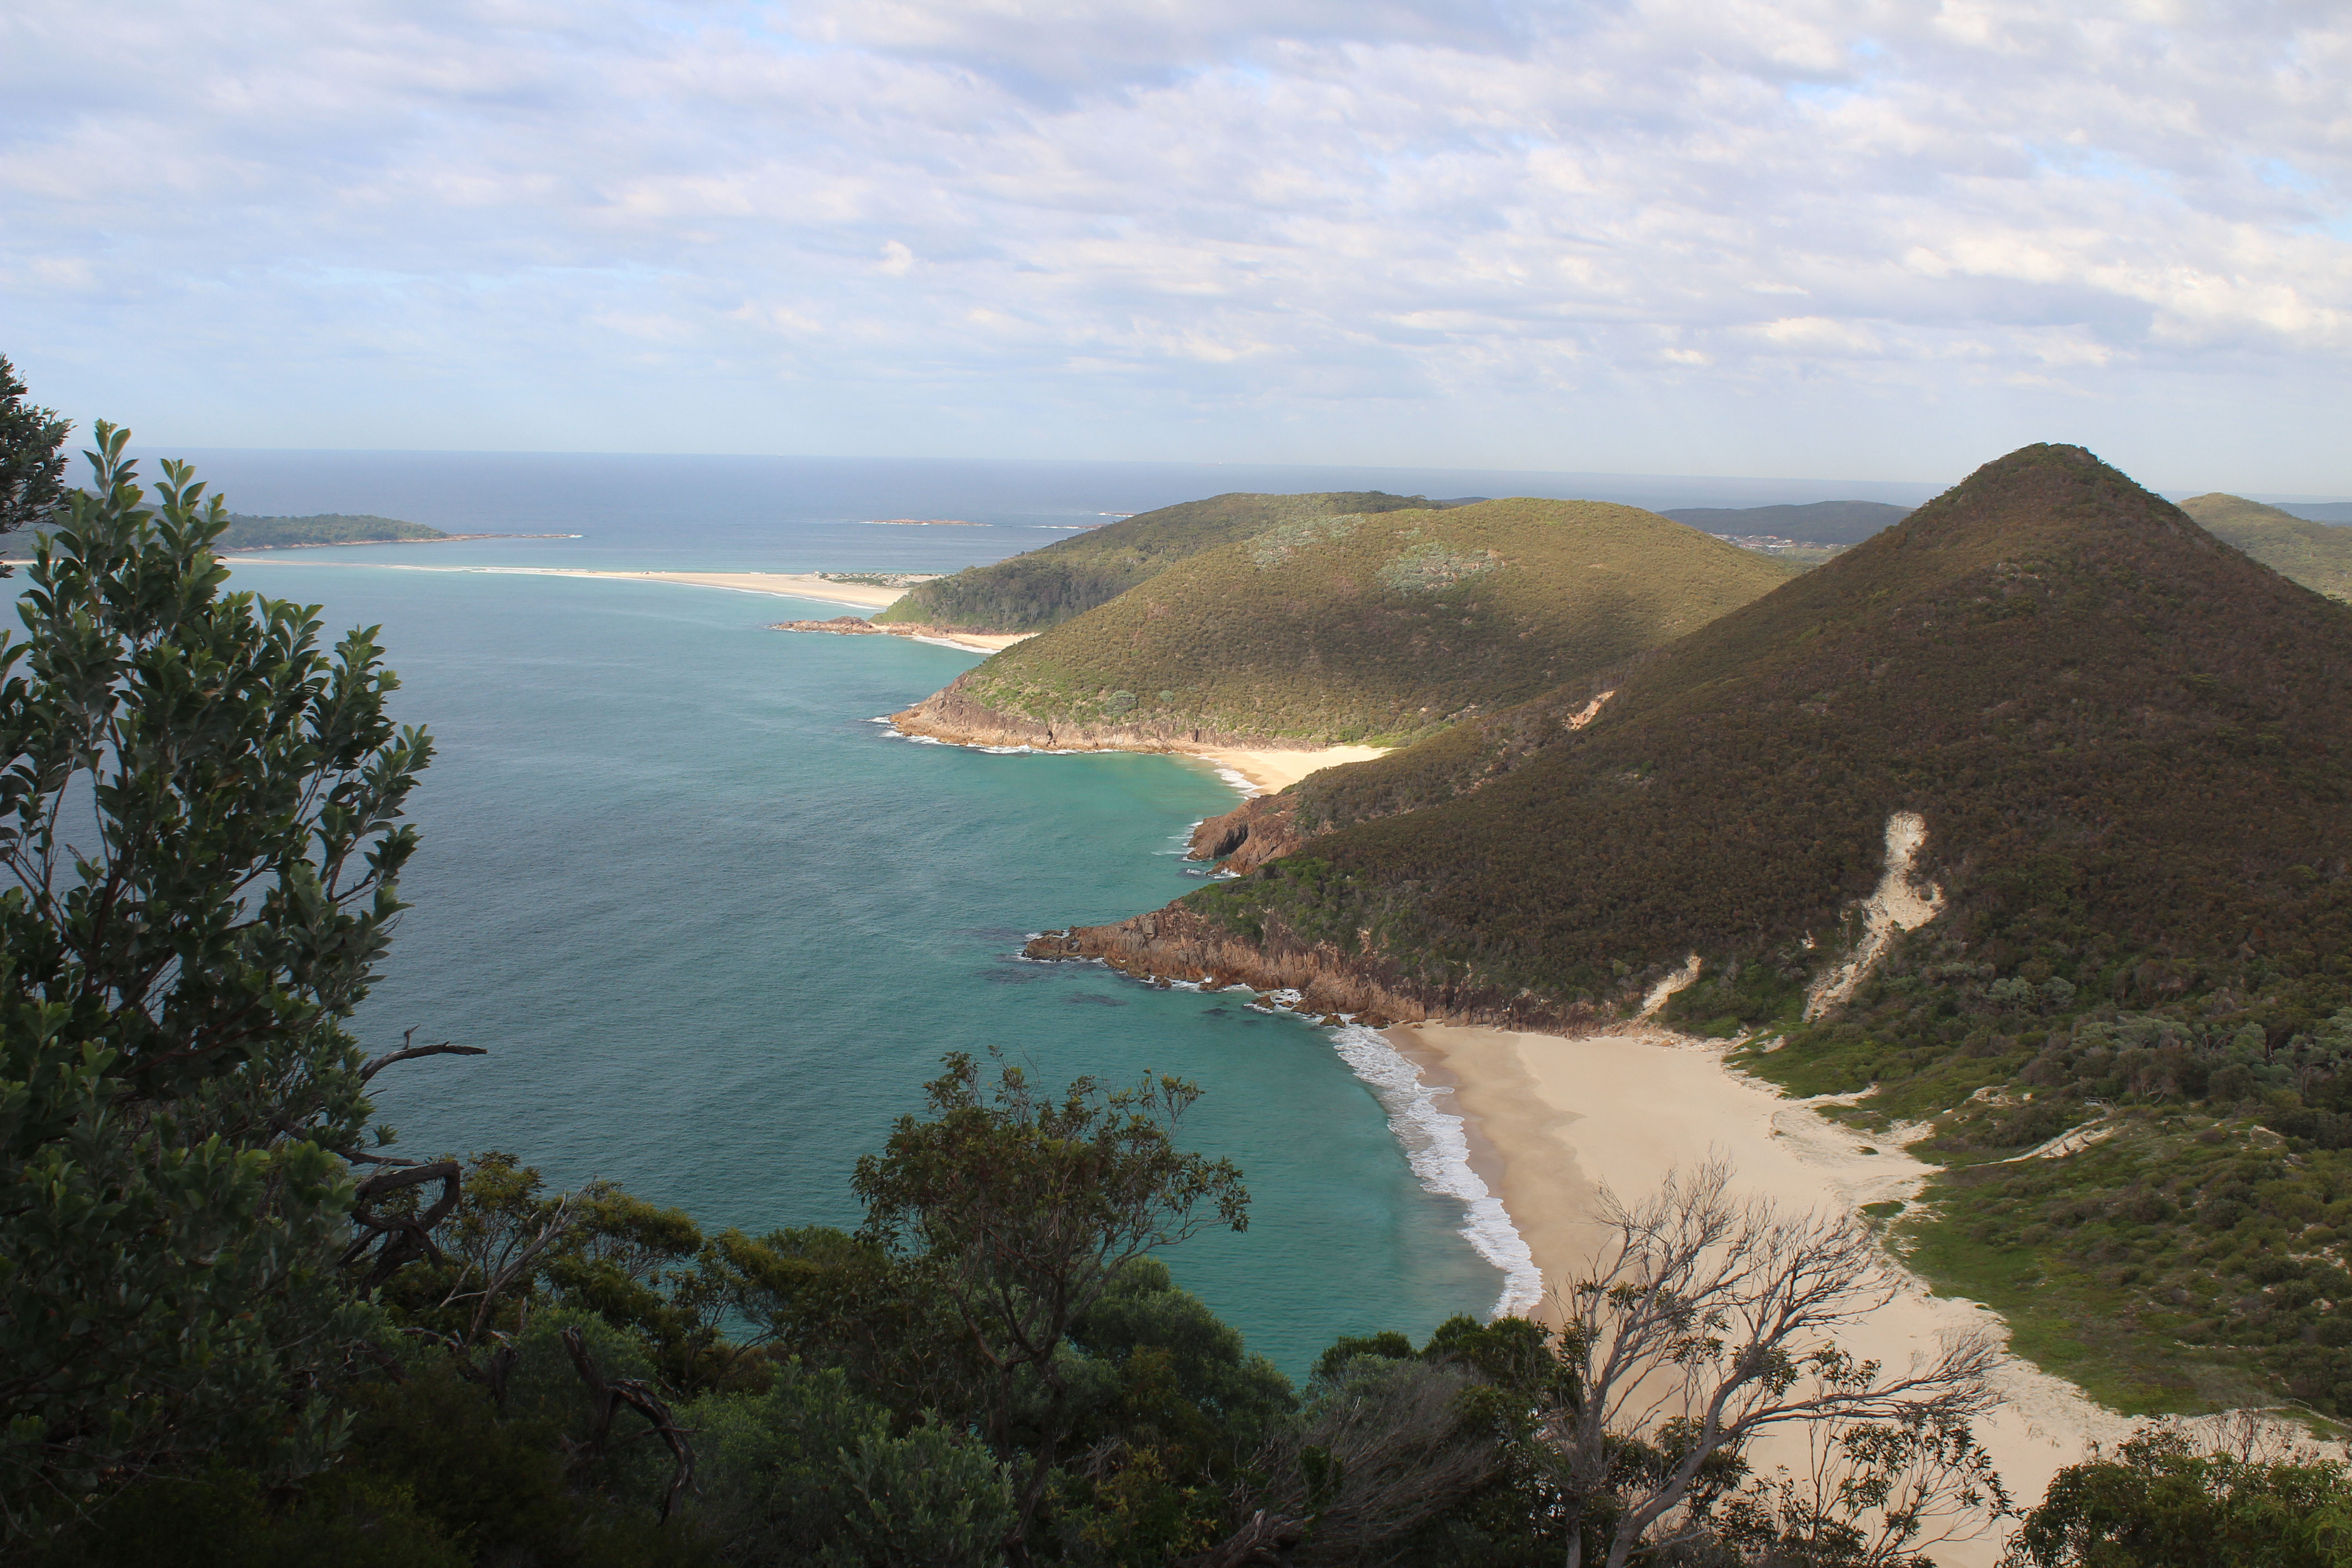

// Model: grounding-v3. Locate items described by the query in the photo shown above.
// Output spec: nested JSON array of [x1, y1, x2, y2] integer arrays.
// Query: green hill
[[1037, 445, 2352, 1416], [893, 498, 1793, 749], [871, 491, 1441, 633], [218, 513, 448, 548], [2176, 491, 2352, 600]]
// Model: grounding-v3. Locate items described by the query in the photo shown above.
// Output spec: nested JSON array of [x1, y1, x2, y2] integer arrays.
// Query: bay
[[226, 552, 1508, 1376]]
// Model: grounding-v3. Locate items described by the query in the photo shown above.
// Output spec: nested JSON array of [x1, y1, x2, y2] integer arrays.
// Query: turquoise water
[[231, 560, 1509, 1374]]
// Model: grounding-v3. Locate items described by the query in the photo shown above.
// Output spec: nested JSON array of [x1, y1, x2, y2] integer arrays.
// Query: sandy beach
[[215, 560, 1049, 653], [1184, 744, 1391, 794], [1395, 1021, 2134, 1561], [216, 560, 927, 610]]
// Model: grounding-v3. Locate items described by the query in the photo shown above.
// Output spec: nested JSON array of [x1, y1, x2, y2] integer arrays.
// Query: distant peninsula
[[216, 513, 577, 549]]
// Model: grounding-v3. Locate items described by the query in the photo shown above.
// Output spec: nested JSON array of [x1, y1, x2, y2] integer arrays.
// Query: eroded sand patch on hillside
[[1805, 810, 1944, 1019]]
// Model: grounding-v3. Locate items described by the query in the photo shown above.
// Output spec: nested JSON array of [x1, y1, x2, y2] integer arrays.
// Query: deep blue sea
[[157, 450, 1811, 1374]]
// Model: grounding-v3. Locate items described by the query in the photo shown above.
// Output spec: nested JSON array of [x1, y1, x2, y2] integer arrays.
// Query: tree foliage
[[2003, 1420, 2352, 1567], [853, 1051, 1250, 1561], [0, 424, 433, 1532], [0, 355, 69, 538]]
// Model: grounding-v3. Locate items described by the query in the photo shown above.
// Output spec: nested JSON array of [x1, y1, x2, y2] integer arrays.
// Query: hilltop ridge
[[893, 496, 1791, 751], [2176, 491, 2352, 601], [873, 490, 1444, 634]]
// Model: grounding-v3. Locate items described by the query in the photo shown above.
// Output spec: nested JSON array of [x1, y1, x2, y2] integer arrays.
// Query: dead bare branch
[[360, 1026, 486, 1083], [560, 1326, 696, 1524], [338, 1159, 463, 1287], [1542, 1159, 2002, 1568]]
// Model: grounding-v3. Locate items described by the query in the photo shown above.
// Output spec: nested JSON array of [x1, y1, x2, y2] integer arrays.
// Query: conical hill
[[1048, 444, 2352, 1039], [893, 497, 1793, 750]]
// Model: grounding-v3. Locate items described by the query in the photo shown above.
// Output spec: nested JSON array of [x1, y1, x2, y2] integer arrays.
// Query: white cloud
[[0, 0, 2346, 487]]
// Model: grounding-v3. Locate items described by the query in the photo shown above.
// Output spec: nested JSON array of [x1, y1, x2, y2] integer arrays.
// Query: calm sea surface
[[166, 451, 1654, 1374]]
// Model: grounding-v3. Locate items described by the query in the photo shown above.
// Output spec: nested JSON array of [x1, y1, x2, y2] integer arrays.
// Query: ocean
[[161, 449, 1696, 1373]]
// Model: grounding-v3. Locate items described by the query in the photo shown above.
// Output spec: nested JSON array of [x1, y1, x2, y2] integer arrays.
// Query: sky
[[3, 1, 2347, 492]]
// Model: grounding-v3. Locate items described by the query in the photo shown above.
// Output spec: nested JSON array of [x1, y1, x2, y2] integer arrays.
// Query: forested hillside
[[1037, 445, 2352, 1417], [896, 498, 1791, 749], [872, 491, 1441, 633], [2177, 491, 2352, 601]]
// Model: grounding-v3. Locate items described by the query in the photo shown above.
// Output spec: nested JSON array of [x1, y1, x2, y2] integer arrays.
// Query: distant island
[[216, 512, 579, 549]]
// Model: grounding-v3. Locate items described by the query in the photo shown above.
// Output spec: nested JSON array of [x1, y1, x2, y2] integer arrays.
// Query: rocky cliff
[[891, 686, 1319, 753], [1021, 904, 1634, 1033]]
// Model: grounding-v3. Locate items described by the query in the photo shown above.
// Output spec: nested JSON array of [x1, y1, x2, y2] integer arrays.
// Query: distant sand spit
[[216, 560, 926, 610], [1395, 1021, 2135, 1563]]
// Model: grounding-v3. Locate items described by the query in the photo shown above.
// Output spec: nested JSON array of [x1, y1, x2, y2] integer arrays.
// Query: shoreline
[[1392, 1020, 2133, 1561], [215, 560, 926, 611], [209, 560, 1058, 647], [886, 717, 1390, 795], [886, 726, 1390, 795], [1180, 743, 1392, 794]]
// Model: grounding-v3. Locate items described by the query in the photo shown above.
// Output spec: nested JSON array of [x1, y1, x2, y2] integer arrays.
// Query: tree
[[1539, 1161, 2001, 1568], [0, 356, 70, 537], [1715, 1404, 2016, 1566], [0, 424, 434, 1534], [2003, 1416, 2352, 1567], [851, 1050, 1250, 1565]]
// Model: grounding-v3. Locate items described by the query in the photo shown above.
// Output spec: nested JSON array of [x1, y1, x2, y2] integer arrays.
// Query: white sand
[[1183, 744, 1391, 794], [1807, 812, 1945, 1019], [1397, 1022, 2134, 1560], [216, 560, 925, 611], [215, 560, 1044, 652], [894, 628, 1035, 652]]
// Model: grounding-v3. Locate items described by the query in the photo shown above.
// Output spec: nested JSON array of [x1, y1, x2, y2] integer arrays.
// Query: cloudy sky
[[3, 1, 2347, 490]]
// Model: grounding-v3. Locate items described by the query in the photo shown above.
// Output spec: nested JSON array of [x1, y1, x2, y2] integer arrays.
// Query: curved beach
[[1392, 1021, 2133, 1563]]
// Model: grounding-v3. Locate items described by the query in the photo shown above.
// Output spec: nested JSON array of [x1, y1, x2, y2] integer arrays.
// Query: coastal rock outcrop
[[774, 615, 887, 635], [774, 616, 1004, 647], [1023, 908, 1432, 1028], [891, 684, 1305, 754], [1022, 905, 1652, 1035], [1186, 794, 1305, 874]]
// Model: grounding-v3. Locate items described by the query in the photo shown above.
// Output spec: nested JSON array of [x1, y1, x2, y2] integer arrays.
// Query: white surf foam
[[1210, 765, 1262, 798], [1323, 1023, 1544, 1318], [866, 720, 1088, 758]]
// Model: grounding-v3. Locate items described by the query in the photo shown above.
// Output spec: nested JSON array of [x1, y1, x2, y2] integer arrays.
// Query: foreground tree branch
[[1542, 1160, 2001, 1568], [560, 1325, 696, 1524]]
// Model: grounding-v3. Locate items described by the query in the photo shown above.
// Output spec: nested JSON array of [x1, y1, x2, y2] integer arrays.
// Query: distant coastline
[[225, 532, 583, 549], [212, 561, 932, 608]]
